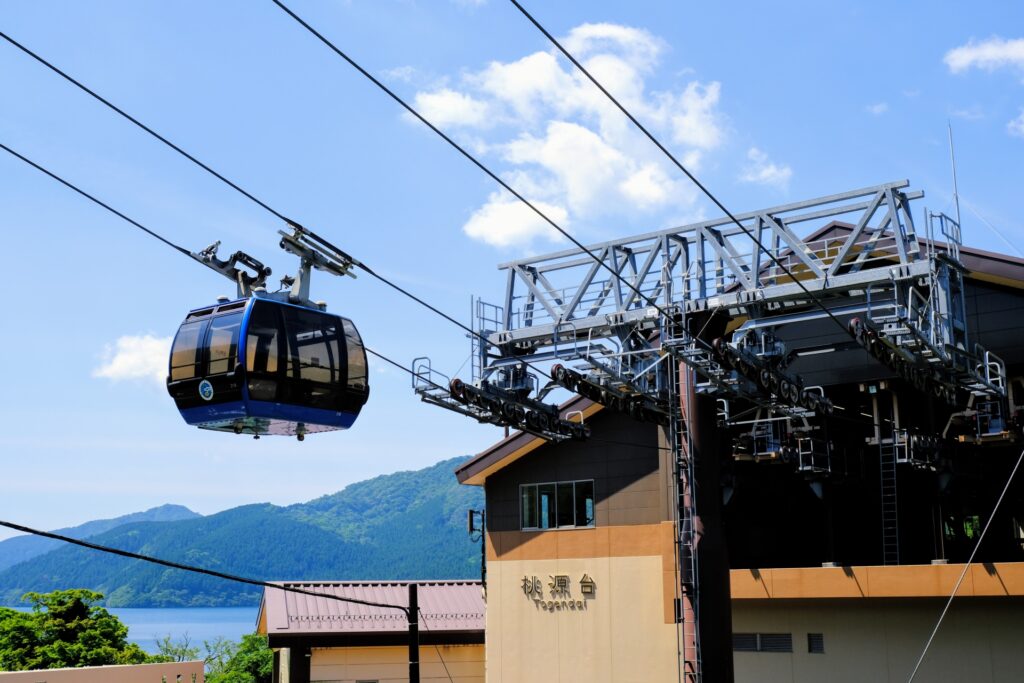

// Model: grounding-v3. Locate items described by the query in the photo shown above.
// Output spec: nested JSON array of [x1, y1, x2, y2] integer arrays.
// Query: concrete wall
[[484, 521, 680, 683], [306, 644, 483, 683], [0, 661, 204, 682], [733, 598, 1024, 683]]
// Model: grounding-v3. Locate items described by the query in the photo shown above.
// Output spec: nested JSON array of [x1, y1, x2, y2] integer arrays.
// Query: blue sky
[[1, 0, 1022, 541]]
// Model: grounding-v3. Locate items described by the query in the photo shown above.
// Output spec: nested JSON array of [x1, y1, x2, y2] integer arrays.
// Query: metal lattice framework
[[413, 180, 1005, 440]]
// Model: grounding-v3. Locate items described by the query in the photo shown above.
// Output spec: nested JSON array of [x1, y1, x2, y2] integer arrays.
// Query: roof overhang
[[455, 396, 604, 486]]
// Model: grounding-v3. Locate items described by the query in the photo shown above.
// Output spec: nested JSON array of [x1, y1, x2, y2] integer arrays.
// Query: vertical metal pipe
[[409, 584, 420, 683], [948, 122, 962, 231], [481, 511, 488, 591]]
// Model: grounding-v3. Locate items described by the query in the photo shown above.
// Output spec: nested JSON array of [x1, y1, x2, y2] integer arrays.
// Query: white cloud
[[407, 22, 726, 250], [1009, 110, 1024, 138], [619, 163, 674, 209], [739, 147, 792, 189], [668, 82, 724, 149], [412, 88, 490, 128], [93, 335, 171, 386], [563, 23, 665, 71], [865, 102, 889, 115], [503, 122, 625, 214], [472, 52, 576, 123], [944, 37, 1024, 74], [463, 192, 567, 248]]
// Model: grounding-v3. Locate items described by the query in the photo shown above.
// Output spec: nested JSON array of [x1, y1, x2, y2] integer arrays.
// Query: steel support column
[[684, 380, 734, 681], [408, 583, 420, 683]]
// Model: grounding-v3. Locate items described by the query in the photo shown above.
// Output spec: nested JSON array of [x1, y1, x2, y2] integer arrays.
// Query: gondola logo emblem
[[198, 380, 215, 401]]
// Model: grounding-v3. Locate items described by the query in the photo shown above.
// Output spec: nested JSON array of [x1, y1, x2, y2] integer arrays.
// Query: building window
[[520, 480, 595, 530], [808, 632, 825, 654], [732, 632, 793, 653]]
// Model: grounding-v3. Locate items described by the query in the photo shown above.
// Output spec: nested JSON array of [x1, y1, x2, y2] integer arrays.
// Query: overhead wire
[[0, 31, 295, 226], [960, 198, 1023, 258], [417, 607, 456, 683], [906, 444, 1024, 682], [0, 519, 409, 614], [0, 142, 193, 258]]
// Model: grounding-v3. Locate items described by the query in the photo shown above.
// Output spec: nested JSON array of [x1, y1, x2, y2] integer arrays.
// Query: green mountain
[[0, 457, 481, 607], [0, 504, 200, 572]]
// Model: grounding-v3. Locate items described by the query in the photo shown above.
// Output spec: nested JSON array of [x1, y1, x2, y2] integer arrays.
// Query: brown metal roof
[[258, 580, 484, 639]]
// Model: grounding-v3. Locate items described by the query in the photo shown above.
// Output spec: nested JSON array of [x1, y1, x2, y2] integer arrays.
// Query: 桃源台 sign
[[521, 573, 595, 611]]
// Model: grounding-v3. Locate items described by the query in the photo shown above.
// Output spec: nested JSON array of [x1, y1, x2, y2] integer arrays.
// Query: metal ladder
[[471, 298, 505, 383], [880, 436, 900, 565], [668, 354, 702, 682]]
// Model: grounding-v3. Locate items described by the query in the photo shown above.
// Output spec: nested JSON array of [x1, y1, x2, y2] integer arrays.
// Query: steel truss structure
[[414, 180, 1006, 442]]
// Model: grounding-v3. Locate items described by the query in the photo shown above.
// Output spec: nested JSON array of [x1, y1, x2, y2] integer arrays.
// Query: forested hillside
[[0, 457, 481, 607]]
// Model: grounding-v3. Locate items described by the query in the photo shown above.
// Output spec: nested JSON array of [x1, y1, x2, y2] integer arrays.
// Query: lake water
[[109, 607, 260, 654]]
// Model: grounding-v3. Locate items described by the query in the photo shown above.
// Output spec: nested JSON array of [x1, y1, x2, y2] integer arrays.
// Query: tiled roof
[[259, 580, 484, 636]]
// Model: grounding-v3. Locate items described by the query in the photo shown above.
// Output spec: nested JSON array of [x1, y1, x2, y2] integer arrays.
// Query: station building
[[452, 231, 1024, 683]]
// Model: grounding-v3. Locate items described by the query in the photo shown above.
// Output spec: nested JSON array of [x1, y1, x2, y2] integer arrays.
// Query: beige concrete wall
[[733, 598, 1024, 683], [486, 555, 679, 683], [309, 644, 483, 683], [0, 661, 204, 682]]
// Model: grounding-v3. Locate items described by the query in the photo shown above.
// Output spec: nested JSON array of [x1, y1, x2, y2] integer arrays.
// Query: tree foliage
[[205, 634, 273, 683], [151, 632, 201, 663], [0, 589, 150, 671]]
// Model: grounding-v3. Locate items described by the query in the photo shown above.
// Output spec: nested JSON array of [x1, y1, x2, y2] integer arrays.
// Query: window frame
[[169, 318, 210, 381], [205, 311, 244, 376], [519, 479, 596, 531]]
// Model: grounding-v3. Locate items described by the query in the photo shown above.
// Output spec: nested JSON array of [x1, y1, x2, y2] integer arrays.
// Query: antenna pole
[[948, 122, 962, 229]]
